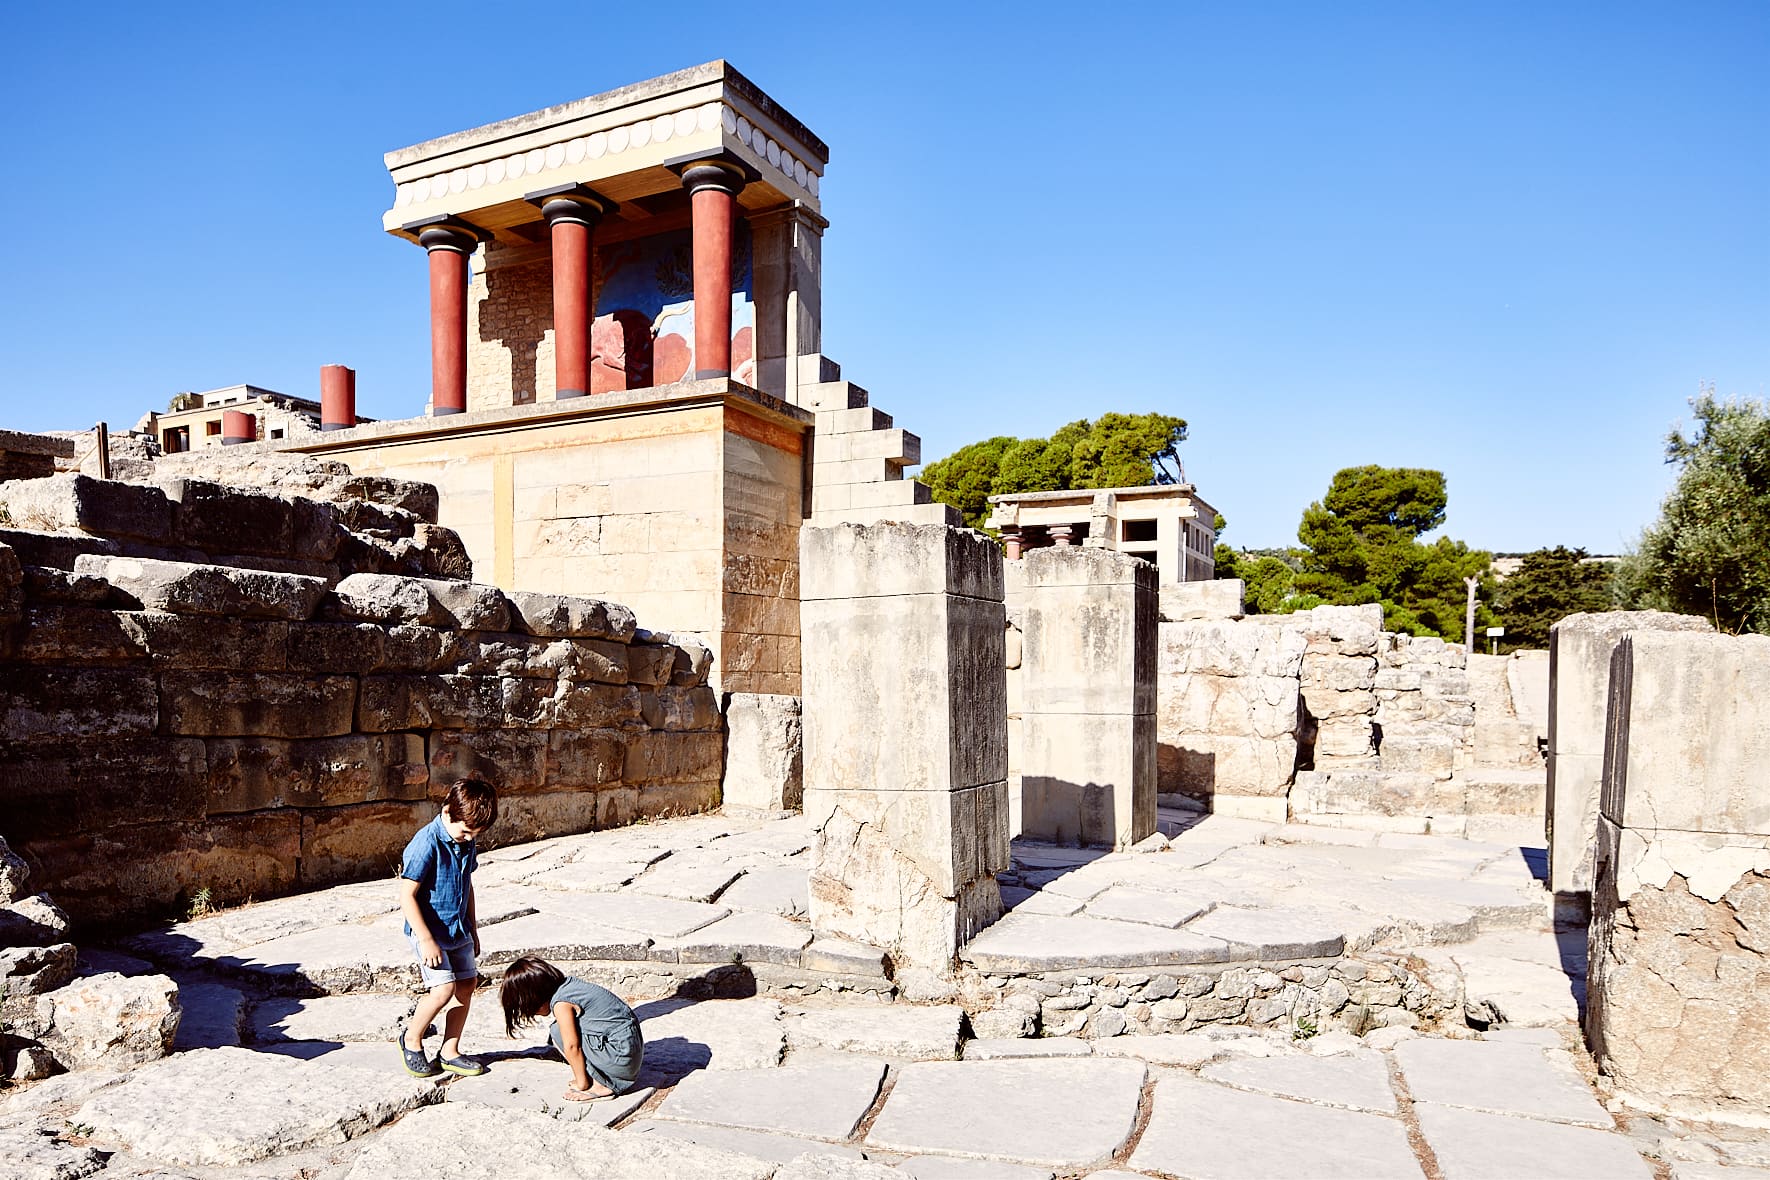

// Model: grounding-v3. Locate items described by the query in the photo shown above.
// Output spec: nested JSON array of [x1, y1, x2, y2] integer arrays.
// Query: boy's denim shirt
[[400, 815, 478, 940]]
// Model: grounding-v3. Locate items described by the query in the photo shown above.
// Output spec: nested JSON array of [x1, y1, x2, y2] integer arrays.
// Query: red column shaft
[[429, 247, 468, 414], [551, 218, 591, 397], [692, 186, 734, 378], [320, 364, 356, 430], [220, 409, 254, 445]]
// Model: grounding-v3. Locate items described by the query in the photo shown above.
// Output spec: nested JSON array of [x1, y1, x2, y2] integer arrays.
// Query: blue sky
[[1, 2, 1764, 553]]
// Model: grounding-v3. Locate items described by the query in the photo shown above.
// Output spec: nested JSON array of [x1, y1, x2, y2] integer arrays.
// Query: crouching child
[[500, 955, 645, 1101]]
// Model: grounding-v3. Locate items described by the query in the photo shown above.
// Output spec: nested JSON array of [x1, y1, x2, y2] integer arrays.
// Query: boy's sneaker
[[439, 1054, 485, 1077], [398, 1039, 441, 1078]]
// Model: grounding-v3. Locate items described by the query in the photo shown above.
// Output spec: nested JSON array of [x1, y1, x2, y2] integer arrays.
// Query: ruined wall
[[0, 472, 719, 925], [1586, 630, 1770, 1123]]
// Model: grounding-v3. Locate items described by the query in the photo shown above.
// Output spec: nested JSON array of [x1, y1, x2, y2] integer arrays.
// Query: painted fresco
[[590, 224, 754, 392]]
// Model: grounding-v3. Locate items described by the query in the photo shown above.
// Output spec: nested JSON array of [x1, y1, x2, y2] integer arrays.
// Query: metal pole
[[1464, 575, 1479, 656]]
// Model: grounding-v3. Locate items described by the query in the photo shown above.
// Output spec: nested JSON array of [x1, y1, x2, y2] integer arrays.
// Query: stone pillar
[[529, 185, 612, 400], [722, 693, 803, 811], [1586, 630, 1770, 1120], [419, 222, 481, 416], [319, 365, 355, 431], [750, 203, 827, 403], [1018, 547, 1157, 848], [1000, 527, 1023, 561], [1546, 611, 1712, 898], [680, 161, 747, 380], [219, 410, 254, 445], [1049, 524, 1076, 548], [801, 522, 1008, 977]]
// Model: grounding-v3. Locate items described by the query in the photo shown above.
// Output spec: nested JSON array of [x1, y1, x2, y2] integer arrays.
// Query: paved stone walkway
[[5, 809, 1768, 1178]]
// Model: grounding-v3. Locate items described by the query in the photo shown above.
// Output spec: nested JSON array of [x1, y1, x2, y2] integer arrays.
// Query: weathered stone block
[[77, 554, 327, 621], [1158, 733, 1298, 801], [1021, 548, 1157, 717], [1159, 578, 1245, 621], [1315, 716, 1376, 759], [159, 478, 296, 556], [506, 589, 637, 641], [13, 605, 148, 663], [0, 666, 157, 740], [625, 730, 722, 785], [381, 624, 446, 672], [626, 642, 677, 686], [1021, 712, 1156, 849], [357, 674, 504, 731], [21, 563, 115, 607], [300, 801, 436, 887], [434, 630, 569, 679], [636, 629, 715, 686], [801, 521, 1004, 603], [546, 729, 626, 790], [1160, 618, 1305, 679], [0, 737, 208, 840], [118, 611, 289, 671], [428, 729, 548, 795], [331, 573, 508, 630], [1547, 610, 1714, 894], [639, 686, 722, 732], [722, 693, 803, 811], [34, 972, 180, 1069], [207, 734, 428, 813], [284, 621, 387, 675], [0, 474, 172, 542], [1291, 769, 1442, 819], [0, 892, 72, 946], [492, 789, 604, 843], [561, 638, 630, 684], [552, 682, 643, 729], [160, 671, 356, 738]]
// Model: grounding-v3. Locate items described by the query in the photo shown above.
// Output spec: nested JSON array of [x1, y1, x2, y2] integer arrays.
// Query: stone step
[[815, 405, 892, 434], [798, 380, 869, 411]]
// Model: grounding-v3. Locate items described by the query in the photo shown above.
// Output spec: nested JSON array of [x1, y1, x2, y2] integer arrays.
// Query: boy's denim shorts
[[407, 930, 477, 987]]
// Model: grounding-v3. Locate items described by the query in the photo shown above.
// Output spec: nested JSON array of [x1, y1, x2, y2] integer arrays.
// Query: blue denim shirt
[[400, 815, 477, 941]]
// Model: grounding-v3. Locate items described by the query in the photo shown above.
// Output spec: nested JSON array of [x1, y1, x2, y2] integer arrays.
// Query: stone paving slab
[[639, 997, 786, 1081], [895, 1157, 1056, 1180], [803, 936, 890, 976], [1383, 877, 1544, 928], [0, 1119, 106, 1179], [719, 864, 812, 917], [628, 856, 745, 903], [535, 892, 730, 938], [654, 1057, 887, 1140], [475, 911, 652, 964], [442, 1057, 651, 1124], [1128, 1073, 1423, 1180], [1183, 903, 1347, 958], [519, 858, 657, 892], [1201, 1047, 1397, 1113], [866, 1058, 1147, 1167], [1415, 1102, 1654, 1180], [256, 1039, 430, 1076], [344, 1102, 775, 1180], [1010, 842, 1112, 871], [118, 887, 399, 963], [1085, 884, 1217, 927], [248, 994, 410, 1044], [653, 910, 813, 965], [171, 978, 247, 1050], [223, 917, 416, 992], [1393, 1038, 1611, 1126], [962, 1037, 1091, 1060], [999, 888, 1085, 917], [960, 913, 1232, 971], [75, 1047, 439, 1167], [624, 1119, 867, 1163], [785, 1003, 963, 1059]]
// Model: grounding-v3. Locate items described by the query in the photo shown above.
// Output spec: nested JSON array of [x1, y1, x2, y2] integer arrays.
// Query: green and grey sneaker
[[398, 1039, 440, 1078], [439, 1054, 485, 1077]]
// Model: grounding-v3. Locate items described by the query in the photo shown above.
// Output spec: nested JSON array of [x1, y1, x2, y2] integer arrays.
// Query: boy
[[397, 777, 497, 1078]]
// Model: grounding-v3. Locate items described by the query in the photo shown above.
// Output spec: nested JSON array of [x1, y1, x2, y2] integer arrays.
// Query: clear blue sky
[[2, 2, 1764, 553]]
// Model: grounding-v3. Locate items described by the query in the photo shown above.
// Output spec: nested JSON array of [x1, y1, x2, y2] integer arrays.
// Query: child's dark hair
[[500, 955, 566, 1037], [445, 778, 498, 832]]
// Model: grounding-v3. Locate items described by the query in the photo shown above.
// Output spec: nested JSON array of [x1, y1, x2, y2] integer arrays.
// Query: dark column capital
[[405, 216, 487, 254], [668, 150, 757, 197], [526, 183, 616, 228]]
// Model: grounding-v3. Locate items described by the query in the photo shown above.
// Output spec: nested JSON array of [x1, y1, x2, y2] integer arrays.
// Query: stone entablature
[[383, 61, 825, 233], [987, 485, 1219, 583]]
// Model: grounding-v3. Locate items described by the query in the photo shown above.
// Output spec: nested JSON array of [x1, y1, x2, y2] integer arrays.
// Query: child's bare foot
[[562, 1084, 614, 1102]]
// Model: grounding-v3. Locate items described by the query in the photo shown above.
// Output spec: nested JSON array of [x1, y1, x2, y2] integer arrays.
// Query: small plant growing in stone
[[186, 887, 216, 920], [66, 1121, 97, 1139], [1291, 1016, 1319, 1041]]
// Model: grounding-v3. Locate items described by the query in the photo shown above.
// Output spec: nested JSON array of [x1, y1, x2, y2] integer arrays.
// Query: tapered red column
[[220, 410, 254, 445], [680, 161, 747, 380], [419, 224, 479, 415], [320, 364, 356, 431], [529, 186, 611, 400]]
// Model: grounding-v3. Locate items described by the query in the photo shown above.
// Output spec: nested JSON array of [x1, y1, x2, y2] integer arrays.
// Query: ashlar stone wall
[[1587, 630, 1770, 1123], [0, 472, 718, 925]]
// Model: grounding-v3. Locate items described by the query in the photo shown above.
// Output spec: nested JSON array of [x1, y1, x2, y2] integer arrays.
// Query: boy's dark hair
[[500, 955, 566, 1038], [444, 778, 498, 832]]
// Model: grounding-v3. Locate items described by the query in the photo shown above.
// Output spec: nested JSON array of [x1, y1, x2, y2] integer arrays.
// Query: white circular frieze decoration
[[809, 172, 819, 197], [587, 131, 607, 159], [413, 176, 432, 202], [736, 116, 753, 144], [525, 147, 547, 174], [630, 119, 652, 148], [719, 105, 736, 133], [395, 183, 412, 207], [467, 162, 486, 189], [608, 125, 629, 154], [766, 138, 781, 166], [566, 137, 586, 164], [506, 153, 526, 179], [448, 169, 467, 194], [652, 114, 673, 143], [546, 143, 565, 169], [488, 157, 506, 184], [794, 158, 808, 186], [674, 109, 697, 138]]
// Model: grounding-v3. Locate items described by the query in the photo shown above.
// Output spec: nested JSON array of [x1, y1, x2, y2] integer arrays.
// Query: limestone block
[[1301, 653, 1378, 694], [1507, 649, 1550, 734], [493, 789, 605, 843], [1159, 578, 1246, 621], [0, 833, 28, 901], [23, 811, 301, 923], [36, 972, 179, 1068], [0, 892, 72, 946], [12, 604, 148, 664], [507, 588, 638, 640], [1268, 604, 1383, 656], [639, 686, 723, 732], [300, 801, 435, 887], [207, 733, 428, 813], [625, 730, 723, 786], [1379, 733, 1457, 778], [0, 665, 157, 740], [545, 728, 626, 789], [157, 477, 297, 557], [1021, 713, 1156, 849], [0, 473, 172, 541], [356, 673, 518, 732], [1021, 547, 1157, 716], [113, 611, 287, 673], [285, 621, 388, 675], [636, 628, 716, 686], [1160, 619, 1305, 680], [1292, 769, 1440, 819], [331, 572, 508, 630], [627, 642, 678, 686], [1548, 610, 1714, 894], [159, 671, 356, 738], [0, 737, 209, 841], [723, 692, 804, 811], [1314, 716, 1375, 759], [805, 785, 1009, 898], [1158, 733, 1298, 800], [1601, 631, 1770, 835], [800, 521, 1002, 603], [0, 940, 75, 994], [551, 682, 644, 729], [75, 554, 327, 621], [22, 564, 115, 610], [379, 624, 446, 672]]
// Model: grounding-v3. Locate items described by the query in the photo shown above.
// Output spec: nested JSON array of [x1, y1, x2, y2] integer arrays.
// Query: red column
[[680, 162, 747, 380], [419, 224, 479, 415], [320, 364, 356, 431], [220, 409, 255, 445], [533, 191, 608, 400]]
